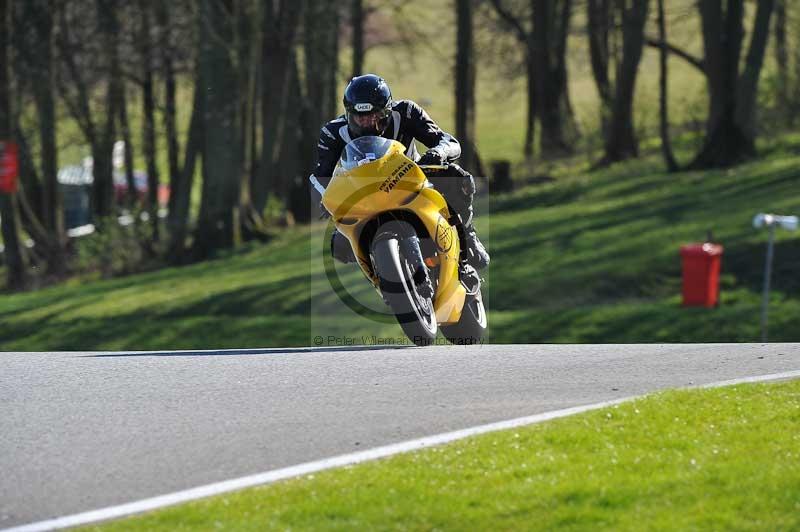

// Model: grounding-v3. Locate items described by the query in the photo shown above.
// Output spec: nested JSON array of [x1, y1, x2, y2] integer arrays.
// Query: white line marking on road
[[6, 368, 800, 532]]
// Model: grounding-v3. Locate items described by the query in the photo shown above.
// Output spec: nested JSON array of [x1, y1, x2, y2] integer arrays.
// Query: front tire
[[372, 235, 437, 347]]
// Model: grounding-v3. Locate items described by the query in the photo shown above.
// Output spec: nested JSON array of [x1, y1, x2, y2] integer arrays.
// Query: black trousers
[[424, 163, 476, 226]]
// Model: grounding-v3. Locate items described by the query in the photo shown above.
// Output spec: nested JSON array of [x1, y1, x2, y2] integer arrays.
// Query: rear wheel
[[372, 231, 437, 347], [441, 289, 486, 345]]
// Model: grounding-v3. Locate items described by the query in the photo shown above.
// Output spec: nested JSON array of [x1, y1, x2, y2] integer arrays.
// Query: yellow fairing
[[322, 140, 466, 324]]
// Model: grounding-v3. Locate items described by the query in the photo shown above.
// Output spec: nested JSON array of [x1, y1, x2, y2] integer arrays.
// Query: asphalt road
[[2, 343, 799, 528]]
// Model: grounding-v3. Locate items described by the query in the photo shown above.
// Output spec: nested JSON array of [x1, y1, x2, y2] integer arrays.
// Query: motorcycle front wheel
[[371, 235, 437, 347]]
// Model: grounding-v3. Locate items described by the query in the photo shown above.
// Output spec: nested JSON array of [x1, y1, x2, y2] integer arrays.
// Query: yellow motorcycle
[[314, 136, 486, 346]]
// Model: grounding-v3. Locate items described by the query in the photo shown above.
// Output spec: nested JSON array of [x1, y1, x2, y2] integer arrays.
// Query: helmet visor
[[346, 106, 391, 136], [352, 111, 385, 129]]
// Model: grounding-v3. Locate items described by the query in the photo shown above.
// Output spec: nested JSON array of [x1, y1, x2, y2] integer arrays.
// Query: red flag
[[0, 141, 19, 194]]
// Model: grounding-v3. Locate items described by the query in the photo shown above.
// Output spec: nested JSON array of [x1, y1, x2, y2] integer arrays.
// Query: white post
[[760, 224, 775, 342], [753, 213, 798, 343]]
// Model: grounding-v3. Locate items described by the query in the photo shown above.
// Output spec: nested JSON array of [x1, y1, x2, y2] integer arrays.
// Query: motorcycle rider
[[310, 74, 490, 270]]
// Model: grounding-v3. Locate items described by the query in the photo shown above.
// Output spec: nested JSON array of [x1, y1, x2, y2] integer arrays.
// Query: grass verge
[[86, 378, 800, 531]]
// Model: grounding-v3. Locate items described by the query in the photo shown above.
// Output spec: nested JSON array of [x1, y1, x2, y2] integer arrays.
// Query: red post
[[680, 243, 723, 307]]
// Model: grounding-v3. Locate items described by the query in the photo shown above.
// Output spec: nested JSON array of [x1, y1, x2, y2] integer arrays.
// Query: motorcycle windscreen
[[338, 136, 396, 170], [324, 137, 427, 219]]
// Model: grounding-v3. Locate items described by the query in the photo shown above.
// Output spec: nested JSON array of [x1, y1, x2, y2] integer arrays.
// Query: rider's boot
[[448, 167, 489, 270], [463, 224, 490, 270], [331, 229, 357, 264]]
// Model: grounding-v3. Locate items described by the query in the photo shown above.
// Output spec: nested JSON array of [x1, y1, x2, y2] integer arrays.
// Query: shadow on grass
[[490, 291, 800, 343], [489, 181, 583, 213], [724, 239, 800, 296]]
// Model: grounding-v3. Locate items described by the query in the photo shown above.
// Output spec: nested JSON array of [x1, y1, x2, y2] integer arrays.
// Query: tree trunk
[[295, 1, 339, 223], [773, 0, 788, 117], [322, 4, 339, 119], [734, 0, 775, 139], [523, 55, 536, 159], [27, 0, 66, 273], [697, 0, 727, 132], [193, 0, 240, 257], [0, 0, 26, 289], [0, 193, 26, 289], [587, 0, 612, 135], [167, 70, 203, 263], [657, 0, 677, 172], [140, 0, 160, 243], [281, 50, 305, 224], [118, 87, 137, 207], [455, 0, 477, 173], [253, 0, 304, 214], [535, 0, 573, 158], [603, 0, 648, 163], [351, 0, 364, 78], [157, 1, 181, 225], [94, 0, 121, 218], [235, 1, 268, 239], [689, 0, 774, 169], [487, 0, 575, 160], [91, 142, 115, 218], [302, 0, 339, 176], [555, 0, 578, 143], [794, 0, 800, 121], [305, 0, 338, 124]]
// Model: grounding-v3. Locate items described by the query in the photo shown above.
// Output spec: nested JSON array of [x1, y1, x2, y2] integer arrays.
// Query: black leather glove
[[417, 149, 445, 166]]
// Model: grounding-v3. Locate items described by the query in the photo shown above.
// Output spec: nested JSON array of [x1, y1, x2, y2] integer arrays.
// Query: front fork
[[373, 227, 434, 300]]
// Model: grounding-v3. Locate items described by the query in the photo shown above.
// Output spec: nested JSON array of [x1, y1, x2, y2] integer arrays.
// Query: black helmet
[[343, 74, 393, 137]]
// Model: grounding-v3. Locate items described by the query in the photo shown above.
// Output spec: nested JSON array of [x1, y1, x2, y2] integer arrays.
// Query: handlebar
[[418, 163, 450, 176]]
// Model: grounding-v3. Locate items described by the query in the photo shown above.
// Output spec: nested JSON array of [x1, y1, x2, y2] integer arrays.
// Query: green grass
[[85, 378, 800, 531], [2, 133, 799, 350]]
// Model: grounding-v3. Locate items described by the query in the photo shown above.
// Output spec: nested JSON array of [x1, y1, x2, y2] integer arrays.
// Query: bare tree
[[193, 0, 241, 256], [774, 0, 787, 100], [488, 0, 576, 159], [688, 0, 775, 169], [587, 0, 612, 135], [351, 0, 364, 78], [657, 0, 677, 171], [166, 68, 203, 263], [157, 1, 189, 231], [772, 0, 795, 124], [117, 86, 137, 207], [588, 0, 649, 166], [253, 0, 304, 216], [57, 0, 121, 218], [0, 0, 27, 289], [534, 0, 575, 157], [15, 0, 67, 273], [235, 0, 264, 239], [455, 0, 477, 173], [139, 0, 160, 243], [295, 1, 340, 223]]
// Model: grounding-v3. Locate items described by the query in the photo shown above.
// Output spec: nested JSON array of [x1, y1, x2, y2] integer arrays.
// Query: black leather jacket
[[311, 99, 461, 188]]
